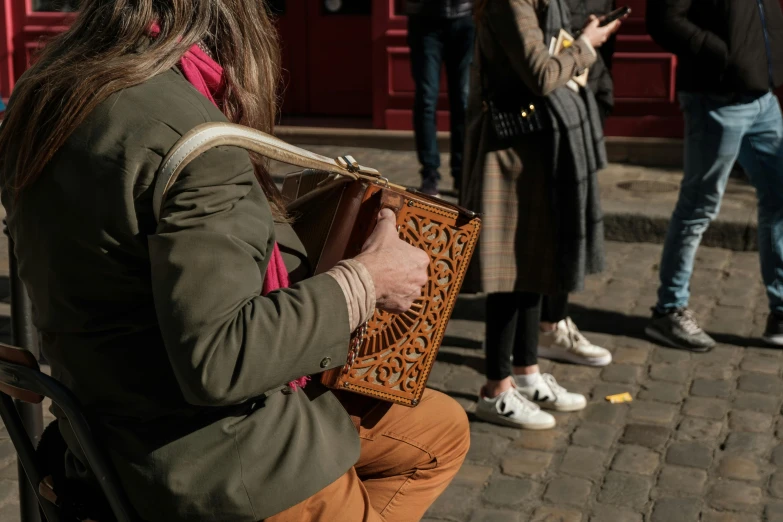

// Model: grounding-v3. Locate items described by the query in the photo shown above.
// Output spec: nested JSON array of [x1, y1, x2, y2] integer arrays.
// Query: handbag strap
[[152, 122, 382, 222]]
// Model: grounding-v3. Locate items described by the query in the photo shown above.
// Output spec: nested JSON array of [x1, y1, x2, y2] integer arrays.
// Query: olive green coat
[[1, 69, 359, 521]]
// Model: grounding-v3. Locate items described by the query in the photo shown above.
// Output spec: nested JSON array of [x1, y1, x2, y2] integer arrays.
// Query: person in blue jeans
[[646, 0, 783, 351], [406, 0, 475, 196]]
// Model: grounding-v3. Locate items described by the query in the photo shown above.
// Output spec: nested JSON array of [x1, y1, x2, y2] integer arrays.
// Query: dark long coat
[[461, 0, 603, 295]]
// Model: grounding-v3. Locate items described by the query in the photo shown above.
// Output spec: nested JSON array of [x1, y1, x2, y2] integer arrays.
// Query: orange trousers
[[266, 389, 470, 522]]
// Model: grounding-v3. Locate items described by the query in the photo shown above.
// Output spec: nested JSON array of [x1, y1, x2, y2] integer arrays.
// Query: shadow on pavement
[[569, 303, 771, 349], [428, 386, 480, 408], [435, 350, 485, 375], [441, 335, 482, 350], [450, 293, 486, 322], [448, 292, 771, 356]]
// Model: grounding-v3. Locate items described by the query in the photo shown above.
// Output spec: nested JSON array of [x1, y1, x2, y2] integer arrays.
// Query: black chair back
[[0, 343, 139, 522]]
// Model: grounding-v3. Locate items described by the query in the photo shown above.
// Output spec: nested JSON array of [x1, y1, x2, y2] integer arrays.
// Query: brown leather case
[[282, 170, 481, 407]]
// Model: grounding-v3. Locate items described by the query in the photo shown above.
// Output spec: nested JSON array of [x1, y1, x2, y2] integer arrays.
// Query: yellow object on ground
[[605, 392, 633, 404]]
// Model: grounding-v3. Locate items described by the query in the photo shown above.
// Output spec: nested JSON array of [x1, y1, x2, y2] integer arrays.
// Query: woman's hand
[[581, 15, 621, 48], [355, 208, 429, 314]]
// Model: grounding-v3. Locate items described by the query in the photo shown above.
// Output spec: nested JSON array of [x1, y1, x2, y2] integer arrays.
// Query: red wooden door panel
[[275, 0, 309, 114], [276, 0, 373, 117], [371, 0, 689, 136], [607, 0, 683, 137], [1, 0, 74, 100], [305, 0, 372, 116]]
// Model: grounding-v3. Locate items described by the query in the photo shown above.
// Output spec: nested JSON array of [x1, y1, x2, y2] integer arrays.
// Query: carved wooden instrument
[[155, 123, 481, 407]]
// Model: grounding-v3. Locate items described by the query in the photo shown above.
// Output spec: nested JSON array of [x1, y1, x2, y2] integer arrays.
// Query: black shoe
[[763, 312, 783, 346], [419, 169, 440, 197], [418, 178, 439, 197], [644, 308, 716, 352]]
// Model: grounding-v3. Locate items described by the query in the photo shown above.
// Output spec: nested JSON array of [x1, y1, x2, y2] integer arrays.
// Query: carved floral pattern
[[345, 208, 476, 399]]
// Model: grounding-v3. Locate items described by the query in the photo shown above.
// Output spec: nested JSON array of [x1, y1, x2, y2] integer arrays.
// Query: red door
[[277, 0, 373, 117], [275, 0, 309, 114], [306, 0, 372, 116], [1, 0, 373, 120], [0, 0, 75, 100], [604, 0, 683, 138], [372, 0, 783, 136]]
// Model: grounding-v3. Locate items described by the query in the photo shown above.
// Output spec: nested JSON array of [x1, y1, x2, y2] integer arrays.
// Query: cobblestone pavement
[[421, 241, 778, 522], [0, 149, 777, 521]]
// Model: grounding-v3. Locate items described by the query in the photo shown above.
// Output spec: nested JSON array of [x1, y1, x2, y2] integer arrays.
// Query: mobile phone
[[600, 6, 631, 26]]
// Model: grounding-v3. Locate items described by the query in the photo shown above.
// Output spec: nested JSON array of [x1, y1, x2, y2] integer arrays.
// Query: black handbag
[[477, 27, 552, 140], [484, 97, 552, 140]]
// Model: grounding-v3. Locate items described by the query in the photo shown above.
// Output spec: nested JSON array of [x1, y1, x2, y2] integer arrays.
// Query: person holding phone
[[462, 0, 620, 429], [567, 0, 620, 124]]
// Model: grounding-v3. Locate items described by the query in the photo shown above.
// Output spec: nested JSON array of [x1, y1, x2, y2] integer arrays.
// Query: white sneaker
[[538, 317, 612, 367], [475, 387, 556, 430], [515, 373, 587, 412]]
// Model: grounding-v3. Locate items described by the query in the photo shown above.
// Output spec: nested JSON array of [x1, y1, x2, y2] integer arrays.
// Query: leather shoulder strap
[[152, 122, 381, 222]]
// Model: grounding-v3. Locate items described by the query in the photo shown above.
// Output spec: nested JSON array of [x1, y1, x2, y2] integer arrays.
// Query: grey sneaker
[[763, 312, 783, 346], [645, 308, 716, 352]]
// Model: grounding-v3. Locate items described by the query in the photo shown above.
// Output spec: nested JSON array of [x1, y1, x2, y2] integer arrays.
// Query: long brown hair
[[0, 0, 286, 217]]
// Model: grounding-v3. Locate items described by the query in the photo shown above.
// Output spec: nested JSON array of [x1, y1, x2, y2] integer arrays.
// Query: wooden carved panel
[[350, 210, 472, 395], [326, 197, 481, 406]]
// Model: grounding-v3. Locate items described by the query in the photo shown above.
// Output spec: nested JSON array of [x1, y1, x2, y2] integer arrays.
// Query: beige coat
[[461, 0, 598, 295]]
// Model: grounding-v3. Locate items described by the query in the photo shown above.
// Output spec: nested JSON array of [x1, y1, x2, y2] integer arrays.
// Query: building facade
[[1, 0, 781, 138]]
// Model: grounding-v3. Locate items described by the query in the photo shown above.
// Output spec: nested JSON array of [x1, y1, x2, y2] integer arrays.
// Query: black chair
[[0, 343, 139, 522]]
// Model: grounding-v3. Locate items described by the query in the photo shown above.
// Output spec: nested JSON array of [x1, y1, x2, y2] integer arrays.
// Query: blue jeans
[[407, 15, 474, 189], [657, 92, 783, 315]]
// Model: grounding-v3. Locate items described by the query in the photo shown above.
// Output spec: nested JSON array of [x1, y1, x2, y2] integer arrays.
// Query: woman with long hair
[[0, 1, 469, 520], [462, 0, 620, 429]]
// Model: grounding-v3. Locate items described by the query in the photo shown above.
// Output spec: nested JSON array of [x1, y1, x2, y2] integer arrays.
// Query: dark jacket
[[567, 0, 615, 121], [647, 0, 783, 94], [406, 0, 473, 18], [1, 68, 359, 521]]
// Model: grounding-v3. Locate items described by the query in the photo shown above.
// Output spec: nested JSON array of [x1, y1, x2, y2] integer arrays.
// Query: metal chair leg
[[5, 223, 44, 522]]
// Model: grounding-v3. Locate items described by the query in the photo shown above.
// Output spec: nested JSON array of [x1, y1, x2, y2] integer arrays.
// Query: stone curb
[[275, 125, 685, 168], [604, 213, 758, 252]]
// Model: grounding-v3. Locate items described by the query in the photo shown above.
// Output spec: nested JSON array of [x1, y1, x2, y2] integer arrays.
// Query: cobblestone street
[[422, 241, 778, 522], [0, 147, 779, 521]]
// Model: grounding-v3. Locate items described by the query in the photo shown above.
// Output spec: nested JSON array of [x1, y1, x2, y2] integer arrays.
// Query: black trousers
[[407, 15, 474, 188], [485, 292, 569, 381]]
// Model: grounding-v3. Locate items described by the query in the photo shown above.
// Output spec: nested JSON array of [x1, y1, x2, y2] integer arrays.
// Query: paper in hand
[[553, 29, 589, 89]]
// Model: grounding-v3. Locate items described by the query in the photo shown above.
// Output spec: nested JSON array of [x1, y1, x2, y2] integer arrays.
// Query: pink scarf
[[156, 27, 309, 390]]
